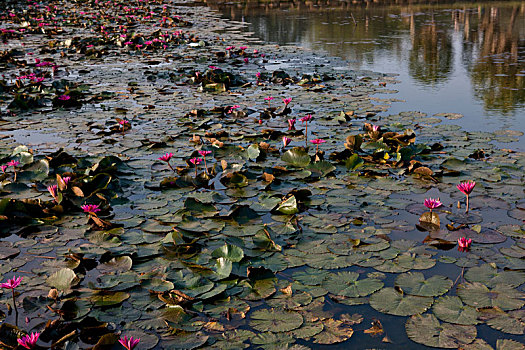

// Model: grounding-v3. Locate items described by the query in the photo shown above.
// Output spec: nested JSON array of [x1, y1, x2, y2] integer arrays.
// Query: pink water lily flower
[[208, 65, 218, 70], [457, 181, 476, 195], [424, 198, 442, 211], [282, 98, 292, 106], [119, 336, 140, 350], [63, 177, 71, 186], [198, 150, 211, 157], [457, 180, 476, 213], [158, 153, 173, 162], [17, 332, 40, 349], [58, 95, 70, 101], [239, 46, 247, 50], [288, 118, 296, 130], [282, 136, 292, 148], [47, 184, 58, 199], [7, 160, 20, 167], [190, 158, 203, 165], [1, 165, 7, 173], [264, 96, 274, 101], [81, 204, 100, 214], [228, 105, 240, 113], [299, 115, 312, 123], [371, 125, 380, 132], [1, 276, 23, 289], [255, 72, 261, 79], [458, 237, 472, 252], [310, 139, 326, 145], [243, 58, 249, 63]]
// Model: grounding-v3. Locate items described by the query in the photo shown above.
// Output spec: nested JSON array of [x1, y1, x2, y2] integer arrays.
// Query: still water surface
[[209, 1, 525, 149]]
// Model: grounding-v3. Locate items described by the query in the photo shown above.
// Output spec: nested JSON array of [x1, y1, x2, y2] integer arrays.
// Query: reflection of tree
[[206, 0, 525, 112], [466, 5, 525, 113], [408, 14, 453, 86]]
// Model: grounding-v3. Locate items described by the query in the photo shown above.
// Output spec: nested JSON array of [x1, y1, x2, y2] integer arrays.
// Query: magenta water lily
[[119, 336, 140, 350], [282, 136, 292, 148], [198, 150, 211, 174], [1, 276, 23, 289], [282, 97, 292, 106], [424, 198, 442, 211], [2, 276, 23, 325], [310, 138, 326, 153], [457, 180, 476, 213], [300, 115, 312, 145], [457, 237, 472, 252], [158, 152, 175, 172], [288, 118, 296, 130], [82, 204, 101, 214], [17, 332, 40, 349]]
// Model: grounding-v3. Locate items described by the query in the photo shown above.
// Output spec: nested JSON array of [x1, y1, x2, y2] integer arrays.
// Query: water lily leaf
[[313, 318, 354, 345], [247, 144, 260, 160], [46, 268, 79, 291], [446, 213, 483, 225], [345, 154, 364, 171], [142, 278, 174, 293], [277, 196, 298, 215], [293, 268, 330, 286], [457, 282, 525, 310], [369, 288, 433, 316], [267, 290, 312, 310], [250, 332, 294, 348], [250, 309, 303, 332], [307, 161, 335, 177], [480, 308, 525, 335], [395, 272, 452, 297], [215, 257, 232, 278], [282, 147, 311, 168], [405, 314, 477, 348], [465, 264, 525, 288], [90, 291, 130, 307], [322, 271, 383, 297], [432, 296, 480, 325], [419, 211, 440, 231], [496, 339, 525, 350], [211, 243, 244, 263], [97, 256, 132, 274], [161, 331, 209, 349]]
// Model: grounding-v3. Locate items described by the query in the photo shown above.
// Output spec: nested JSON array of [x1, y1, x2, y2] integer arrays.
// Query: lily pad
[[405, 313, 477, 348], [322, 271, 383, 298], [432, 296, 480, 325], [395, 272, 452, 297], [457, 282, 525, 310], [369, 287, 433, 316], [250, 309, 303, 332]]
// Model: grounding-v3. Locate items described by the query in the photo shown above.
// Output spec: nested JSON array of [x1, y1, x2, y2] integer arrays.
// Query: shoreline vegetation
[[0, 0, 524, 349]]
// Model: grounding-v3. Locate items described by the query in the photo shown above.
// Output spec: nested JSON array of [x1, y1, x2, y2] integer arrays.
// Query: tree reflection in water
[[206, 0, 525, 114]]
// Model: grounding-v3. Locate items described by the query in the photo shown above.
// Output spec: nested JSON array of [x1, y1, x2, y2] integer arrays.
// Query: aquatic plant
[[424, 198, 442, 212], [17, 332, 39, 349], [158, 152, 175, 171], [457, 181, 476, 213], [282, 136, 292, 148], [119, 336, 140, 350], [457, 237, 472, 252]]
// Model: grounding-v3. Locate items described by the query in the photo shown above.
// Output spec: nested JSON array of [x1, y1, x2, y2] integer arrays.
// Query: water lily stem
[[305, 122, 308, 147], [167, 161, 175, 173], [465, 195, 469, 213], [203, 157, 208, 175], [195, 165, 198, 177], [13, 169, 17, 182], [12, 289, 18, 326]]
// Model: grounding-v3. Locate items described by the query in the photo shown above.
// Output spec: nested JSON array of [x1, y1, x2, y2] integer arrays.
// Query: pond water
[[208, 0, 525, 150]]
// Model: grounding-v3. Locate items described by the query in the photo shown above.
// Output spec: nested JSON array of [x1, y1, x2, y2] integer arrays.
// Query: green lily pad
[[90, 291, 130, 307], [97, 256, 133, 274], [313, 318, 354, 345], [282, 147, 311, 168], [432, 296, 480, 325], [369, 287, 433, 316], [322, 271, 383, 298], [457, 282, 525, 310], [277, 196, 298, 215], [46, 268, 79, 291], [250, 309, 303, 332], [395, 272, 452, 297], [406, 314, 477, 348], [211, 243, 244, 263], [465, 264, 525, 288], [480, 308, 525, 335], [496, 339, 525, 350]]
